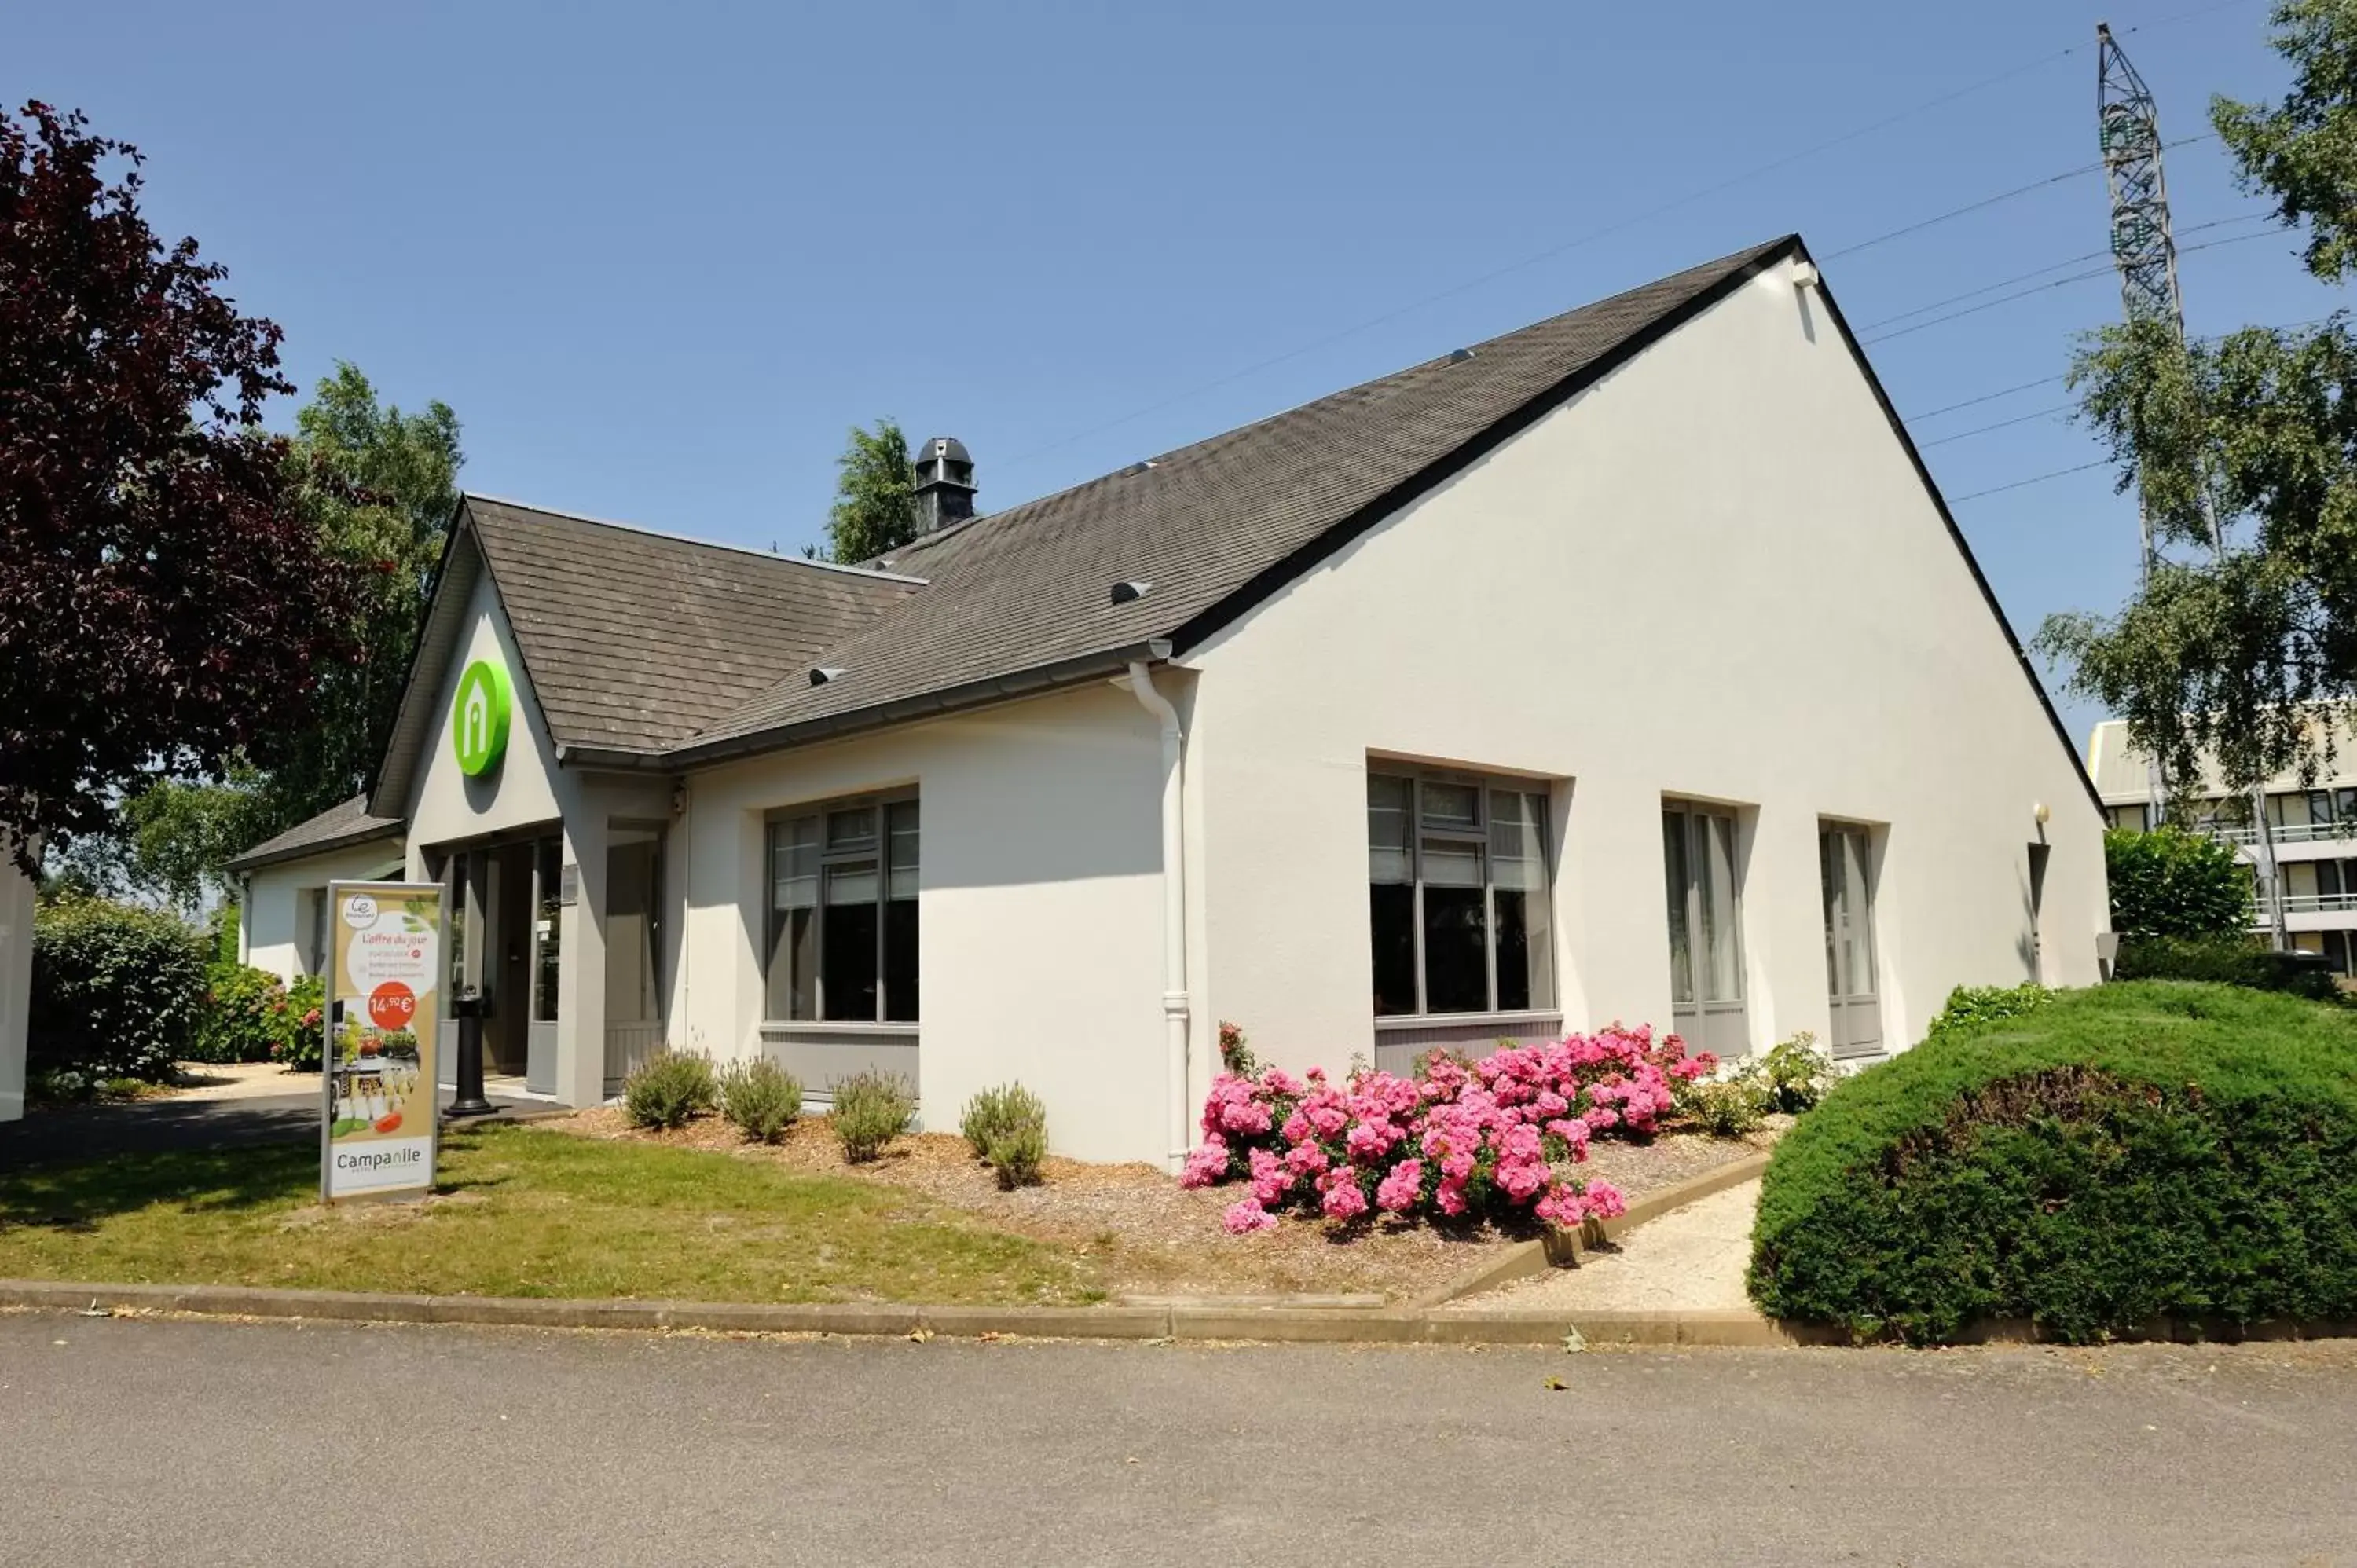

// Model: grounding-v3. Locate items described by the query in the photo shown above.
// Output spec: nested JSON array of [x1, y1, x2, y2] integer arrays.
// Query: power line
[[990, 0, 2268, 483], [1906, 374, 2066, 422], [1917, 401, 2077, 448], [1862, 229, 2283, 344], [1948, 459, 2112, 504], [1857, 213, 2270, 332]]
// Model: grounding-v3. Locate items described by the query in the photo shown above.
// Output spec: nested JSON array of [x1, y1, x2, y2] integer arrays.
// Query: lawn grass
[[0, 1123, 1101, 1306]]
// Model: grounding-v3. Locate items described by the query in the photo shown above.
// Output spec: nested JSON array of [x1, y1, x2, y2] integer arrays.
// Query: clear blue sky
[[13, 0, 2334, 750]]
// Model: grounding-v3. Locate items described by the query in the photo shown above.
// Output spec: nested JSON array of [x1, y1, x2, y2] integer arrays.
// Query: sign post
[[321, 881, 443, 1203]]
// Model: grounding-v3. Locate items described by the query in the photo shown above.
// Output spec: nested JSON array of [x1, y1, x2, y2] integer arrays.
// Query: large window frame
[[1368, 767, 1556, 1020], [1662, 800, 1749, 1057], [764, 789, 918, 1026]]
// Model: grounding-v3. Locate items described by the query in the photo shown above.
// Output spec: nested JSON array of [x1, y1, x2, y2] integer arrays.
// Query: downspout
[[1127, 661, 1192, 1172]]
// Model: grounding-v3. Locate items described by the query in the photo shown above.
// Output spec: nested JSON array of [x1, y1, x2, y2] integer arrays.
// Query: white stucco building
[[230, 236, 2109, 1166]]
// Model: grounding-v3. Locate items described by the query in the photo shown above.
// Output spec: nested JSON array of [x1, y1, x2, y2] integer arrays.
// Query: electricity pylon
[[2097, 22, 2289, 949]]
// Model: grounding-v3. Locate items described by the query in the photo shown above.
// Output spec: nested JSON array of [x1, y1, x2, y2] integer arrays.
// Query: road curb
[[8, 1277, 2354, 1349], [0, 1277, 1814, 1347]]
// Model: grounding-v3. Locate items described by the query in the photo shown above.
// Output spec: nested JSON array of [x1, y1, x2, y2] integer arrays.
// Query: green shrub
[[622, 1049, 717, 1130], [271, 976, 328, 1071], [959, 1082, 1046, 1158], [1675, 1073, 1766, 1138], [2106, 825, 2254, 937], [1754, 1031, 1838, 1113], [28, 897, 207, 1083], [1923, 981, 2051, 1043], [830, 1070, 915, 1163], [2113, 933, 2340, 1001], [1748, 981, 2357, 1344], [984, 1122, 1048, 1189], [189, 963, 299, 1064], [961, 1083, 1049, 1187], [718, 1057, 804, 1142]]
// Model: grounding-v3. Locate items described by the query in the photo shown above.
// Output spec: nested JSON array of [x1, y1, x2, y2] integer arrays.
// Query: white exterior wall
[[677, 680, 1168, 1164], [1182, 260, 2106, 1087], [401, 572, 611, 1104], [0, 855, 30, 1120], [238, 839, 406, 984]]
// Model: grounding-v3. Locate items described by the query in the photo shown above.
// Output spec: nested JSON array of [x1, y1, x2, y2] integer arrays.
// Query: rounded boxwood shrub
[[1748, 982, 2357, 1344], [2113, 933, 2340, 1001], [28, 896, 208, 1087], [622, 1049, 717, 1130]]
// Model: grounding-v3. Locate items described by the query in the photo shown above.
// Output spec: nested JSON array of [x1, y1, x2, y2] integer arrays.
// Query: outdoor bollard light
[[445, 987, 497, 1119]]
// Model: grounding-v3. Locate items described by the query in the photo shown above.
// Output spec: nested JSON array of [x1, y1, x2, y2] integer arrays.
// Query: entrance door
[[1663, 804, 1748, 1058], [603, 831, 664, 1089], [1819, 823, 1882, 1059]]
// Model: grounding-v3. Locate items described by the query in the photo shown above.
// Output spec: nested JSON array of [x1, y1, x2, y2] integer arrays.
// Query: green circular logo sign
[[451, 658, 512, 777]]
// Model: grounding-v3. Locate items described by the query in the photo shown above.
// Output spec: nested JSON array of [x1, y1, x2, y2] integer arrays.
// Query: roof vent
[[1110, 581, 1152, 605], [1447, 346, 1476, 364], [810, 666, 848, 687], [1118, 459, 1159, 478]]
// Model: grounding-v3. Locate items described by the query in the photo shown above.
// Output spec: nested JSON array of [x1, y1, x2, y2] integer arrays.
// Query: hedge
[[2112, 933, 2341, 1001], [1748, 982, 2357, 1344], [29, 897, 209, 1089]]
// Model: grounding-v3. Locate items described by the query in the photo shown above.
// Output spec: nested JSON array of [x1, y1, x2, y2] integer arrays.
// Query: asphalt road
[[2, 1313, 2354, 1567]]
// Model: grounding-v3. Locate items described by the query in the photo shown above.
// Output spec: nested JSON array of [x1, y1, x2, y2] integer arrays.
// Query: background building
[[2087, 716, 2357, 973]]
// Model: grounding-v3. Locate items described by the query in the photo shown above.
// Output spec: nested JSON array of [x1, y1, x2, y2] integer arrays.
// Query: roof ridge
[[919, 236, 1799, 530], [464, 493, 930, 585]]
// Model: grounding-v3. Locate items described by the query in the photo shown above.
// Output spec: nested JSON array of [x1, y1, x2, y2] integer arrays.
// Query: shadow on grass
[[0, 1141, 317, 1233]]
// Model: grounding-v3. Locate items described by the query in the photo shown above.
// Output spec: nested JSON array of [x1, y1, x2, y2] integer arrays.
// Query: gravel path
[[1450, 1177, 1763, 1313]]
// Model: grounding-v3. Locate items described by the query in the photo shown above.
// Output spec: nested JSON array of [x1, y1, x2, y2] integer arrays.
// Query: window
[[299, 888, 328, 978], [2311, 788, 2357, 826], [2107, 804, 2153, 833], [766, 793, 918, 1024], [1662, 802, 1747, 1057], [1366, 769, 1553, 1017], [1819, 823, 1882, 1058]]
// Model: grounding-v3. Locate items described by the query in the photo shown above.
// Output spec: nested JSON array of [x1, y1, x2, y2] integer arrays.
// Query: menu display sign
[[321, 881, 442, 1202]]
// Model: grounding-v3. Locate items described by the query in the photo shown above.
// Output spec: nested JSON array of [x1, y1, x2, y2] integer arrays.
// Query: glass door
[[1819, 824, 1882, 1058], [1663, 804, 1748, 1057]]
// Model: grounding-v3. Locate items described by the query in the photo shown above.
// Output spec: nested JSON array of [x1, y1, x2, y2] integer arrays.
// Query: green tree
[[2215, 0, 2357, 283], [2037, 1, 2357, 803], [823, 419, 917, 562], [257, 361, 462, 820], [101, 365, 461, 909], [2104, 826, 2257, 938]]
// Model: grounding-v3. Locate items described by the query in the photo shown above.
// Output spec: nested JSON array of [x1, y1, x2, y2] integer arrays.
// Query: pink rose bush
[[1181, 1025, 1714, 1233]]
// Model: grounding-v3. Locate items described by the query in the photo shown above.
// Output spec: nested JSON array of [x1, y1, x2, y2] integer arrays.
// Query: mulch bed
[[534, 1107, 1778, 1303]]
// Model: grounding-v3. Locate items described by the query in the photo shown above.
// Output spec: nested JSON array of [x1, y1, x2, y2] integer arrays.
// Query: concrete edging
[[0, 1276, 1812, 1347], [1410, 1147, 1774, 1309], [5, 1276, 2353, 1350]]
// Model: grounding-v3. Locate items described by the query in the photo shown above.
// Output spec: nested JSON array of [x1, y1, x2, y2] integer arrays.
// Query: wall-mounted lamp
[[2033, 800, 2051, 827]]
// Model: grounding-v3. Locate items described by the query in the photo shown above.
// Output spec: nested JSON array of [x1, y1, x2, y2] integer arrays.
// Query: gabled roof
[[331, 229, 2095, 822], [665, 236, 1798, 763], [367, 499, 921, 813], [466, 498, 921, 755], [223, 793, 405, 874]]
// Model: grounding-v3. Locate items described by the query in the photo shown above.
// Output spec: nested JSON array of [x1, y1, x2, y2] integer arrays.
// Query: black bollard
[[445, 987, 497, 1119]]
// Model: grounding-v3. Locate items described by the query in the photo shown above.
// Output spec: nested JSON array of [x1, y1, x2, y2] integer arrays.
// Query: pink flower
[[1580, 1178, 1628, 1220], [1178, 1137, 1230, 1189], [1375, 1158, 1424, 1214], [1248, 1146, 1294, 1204], [1223, 1198, 1278, 1234], [1284, 1140, 1329, 1178], [1318, 1167, 1369, 1221]]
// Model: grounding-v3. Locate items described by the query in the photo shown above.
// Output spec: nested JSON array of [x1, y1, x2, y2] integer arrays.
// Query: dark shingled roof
[[666, 236, 1798, 761], [223, 793, 405, 874], [466, 499, 922, 757]]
